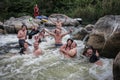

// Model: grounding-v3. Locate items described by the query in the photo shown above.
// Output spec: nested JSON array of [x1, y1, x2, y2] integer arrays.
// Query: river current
[[0, 27, 113, 80]]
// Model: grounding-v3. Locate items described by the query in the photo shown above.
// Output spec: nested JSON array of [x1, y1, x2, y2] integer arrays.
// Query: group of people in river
[[17, 16, 72, 56], [17, 9, 102, 65]]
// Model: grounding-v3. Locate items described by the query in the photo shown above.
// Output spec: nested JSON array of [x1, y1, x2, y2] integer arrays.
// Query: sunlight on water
[[0, 33, 113, 80]]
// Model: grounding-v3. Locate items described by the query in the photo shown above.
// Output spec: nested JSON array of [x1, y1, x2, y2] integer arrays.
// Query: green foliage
[[0, 0, 120, 23]]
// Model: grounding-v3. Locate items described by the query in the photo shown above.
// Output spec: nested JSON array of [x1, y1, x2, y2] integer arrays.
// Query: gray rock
[[113, 51, 120, 80], [45, 14, 80, 26], [87, 15, 120, 58], [3, 16, 39, 33]]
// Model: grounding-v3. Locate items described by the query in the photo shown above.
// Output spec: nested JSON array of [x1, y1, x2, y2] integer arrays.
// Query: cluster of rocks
[[0, 14, 80, 34]]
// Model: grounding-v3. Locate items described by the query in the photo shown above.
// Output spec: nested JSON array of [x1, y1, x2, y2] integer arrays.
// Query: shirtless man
[[33, 41, 42, 57], [34, 29, 47, 43], [60, 39, 73, 58], [68, 42, 77, 57], [17, 24, 28, 53], [49, 15, 67, 29], [44, 28, 72, 47]]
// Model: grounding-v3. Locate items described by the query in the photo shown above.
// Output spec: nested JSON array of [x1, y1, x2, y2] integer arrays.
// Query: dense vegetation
[[0, 0, 120, 23]]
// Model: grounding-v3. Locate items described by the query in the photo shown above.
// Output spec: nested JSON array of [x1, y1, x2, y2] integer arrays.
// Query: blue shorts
[[55, 44, 63, 47]]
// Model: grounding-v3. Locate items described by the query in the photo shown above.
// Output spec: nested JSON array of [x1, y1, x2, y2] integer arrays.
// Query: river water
[[0, 27, 113, 80]]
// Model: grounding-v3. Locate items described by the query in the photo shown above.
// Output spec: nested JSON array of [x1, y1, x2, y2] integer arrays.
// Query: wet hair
[[83, 45, 95, 55], [21, 24, 28, 30], [73, 42, 77, 47], [65, 38, 73, 50]]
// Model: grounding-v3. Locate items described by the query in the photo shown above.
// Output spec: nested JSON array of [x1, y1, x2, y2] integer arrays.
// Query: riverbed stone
[[87, 15, 120, 58], [46, 14, 80, 26], [113, 51, 120, 80], [3, 16, 39, 33]]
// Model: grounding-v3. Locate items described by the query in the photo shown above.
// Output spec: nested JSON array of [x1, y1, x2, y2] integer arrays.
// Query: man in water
[[17, 24, 28, 54], [44, 28, 72, 47], [33, 41, 42, 57], [49, 15, 67, 29], [68, 42, 77, 57]]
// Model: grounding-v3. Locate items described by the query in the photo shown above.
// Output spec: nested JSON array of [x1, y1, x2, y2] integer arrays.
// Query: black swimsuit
[[89, 53, 99, 63]]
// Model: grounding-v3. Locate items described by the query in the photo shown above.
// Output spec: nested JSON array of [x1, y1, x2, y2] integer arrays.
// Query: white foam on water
[[0, 32, 113, 80], [0, 34, 18, 46]]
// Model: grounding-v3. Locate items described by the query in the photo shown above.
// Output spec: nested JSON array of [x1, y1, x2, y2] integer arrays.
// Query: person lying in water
[[44, 28, 72, 47], [33, 41, 42, 57], [60, 39, 77, 58], [83, 46, 103, 66]]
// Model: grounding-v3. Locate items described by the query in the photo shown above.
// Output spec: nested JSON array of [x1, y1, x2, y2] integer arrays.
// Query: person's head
[[67, 38, 73, 46], [71, 42, 77, 49], [35, 4, 38, 7], [56, 17, 60, 22], [55, 29, 61, 35], [83, 46, 94, 57], [24, 42, 28, 49], [34, 41, 39, 49], [21, 24, 27, 31], [39, 30, 45, 35]]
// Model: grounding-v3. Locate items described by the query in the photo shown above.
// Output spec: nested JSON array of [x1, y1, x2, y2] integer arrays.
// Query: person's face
[[22, 26, 26, 31], [34, 42, 39, 49], [56, 29, 61, 34], [67, 40, 72, 46], [24, 43, 28, 49], [71, 42, 76, 48], [87, 49, 93, 55]]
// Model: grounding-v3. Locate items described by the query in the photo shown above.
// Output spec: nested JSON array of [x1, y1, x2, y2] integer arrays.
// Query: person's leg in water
[[19, 39, 25, 55]]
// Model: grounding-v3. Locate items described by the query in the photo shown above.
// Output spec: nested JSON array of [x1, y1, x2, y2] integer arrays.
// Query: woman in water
[[60, 38, 73, 58], [83, 46, 102, 66]]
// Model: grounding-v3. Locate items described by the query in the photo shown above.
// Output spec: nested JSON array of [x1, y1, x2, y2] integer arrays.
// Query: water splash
[[0, 31, 113, 80]]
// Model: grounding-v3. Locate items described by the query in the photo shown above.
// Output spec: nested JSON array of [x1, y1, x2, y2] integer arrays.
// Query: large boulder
[[72, 24, 94, 40], [45, 14, 80, 26], [87, 15, 120, 58], [113, 51, 120, 80], [3, 16, 40, 33]]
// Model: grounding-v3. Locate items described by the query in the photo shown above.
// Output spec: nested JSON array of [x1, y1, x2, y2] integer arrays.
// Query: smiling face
[[67, 39, 73, 46], [24, 42, 28, 49], [86, 48, 93, 56], [71, 42, 77, 49], [55, 29, 61, 35], [34, 42, 39, 49]]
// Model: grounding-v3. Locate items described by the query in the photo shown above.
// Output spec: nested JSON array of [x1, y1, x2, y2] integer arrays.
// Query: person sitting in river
[[49, 15, 67, 30], [34, 29, 48, 43], [20, 41, 32, 55], [44, 28, 72, 47], [33, 41, 42, 57], [83, 46, 103, 66], [28, 26, 39, 39], [60, 38, 73, 58], [17, 24, 28, 54], [67, 41, 77, 58]]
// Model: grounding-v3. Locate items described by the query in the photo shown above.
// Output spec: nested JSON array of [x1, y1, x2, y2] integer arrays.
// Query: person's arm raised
[[61, 29, 72, 37], [44, 29, 55, 36]]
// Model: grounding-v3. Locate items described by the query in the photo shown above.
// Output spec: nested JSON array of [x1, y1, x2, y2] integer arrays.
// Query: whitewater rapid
[[0, 33, 113, 80]]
